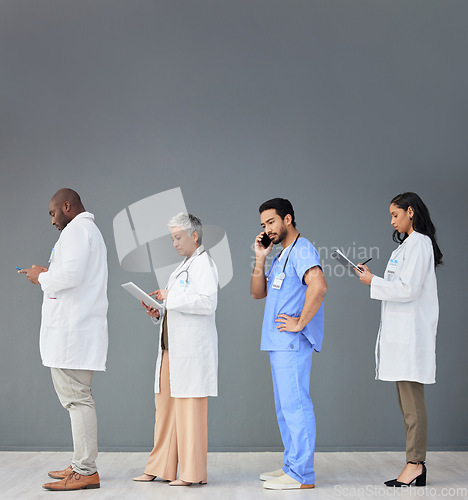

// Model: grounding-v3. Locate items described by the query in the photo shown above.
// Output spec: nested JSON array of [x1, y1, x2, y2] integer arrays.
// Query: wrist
[[254, 260, 266, 272]]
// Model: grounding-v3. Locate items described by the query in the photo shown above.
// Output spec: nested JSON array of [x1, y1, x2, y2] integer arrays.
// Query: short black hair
[[259, 198, 296, 228]]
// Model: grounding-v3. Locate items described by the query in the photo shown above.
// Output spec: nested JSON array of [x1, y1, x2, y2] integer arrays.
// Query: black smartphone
[[260, 233, 272, 248]]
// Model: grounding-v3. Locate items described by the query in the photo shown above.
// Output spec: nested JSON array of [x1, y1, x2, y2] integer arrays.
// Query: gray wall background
[[1, 0, 467, 452]]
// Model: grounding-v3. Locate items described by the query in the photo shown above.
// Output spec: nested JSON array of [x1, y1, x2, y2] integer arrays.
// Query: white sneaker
[[259, 468, 285, 481], [263, 473, 315, 490]]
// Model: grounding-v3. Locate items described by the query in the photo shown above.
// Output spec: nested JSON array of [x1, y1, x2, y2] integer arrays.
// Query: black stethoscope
[[167, 249, 206, 291], [266, 234, 300, 284]]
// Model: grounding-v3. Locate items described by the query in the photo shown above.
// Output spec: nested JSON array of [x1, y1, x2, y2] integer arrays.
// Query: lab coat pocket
[[41, 295, 62, 328], [170, 325, 205, 358], [381, 311, 414, 345]]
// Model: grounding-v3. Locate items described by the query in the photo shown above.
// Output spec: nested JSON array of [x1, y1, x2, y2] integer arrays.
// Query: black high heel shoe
[[384, 461, 426, 487]]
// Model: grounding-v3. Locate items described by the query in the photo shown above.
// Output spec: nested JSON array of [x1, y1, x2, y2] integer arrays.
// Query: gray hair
[[168, 212, 203, 244]]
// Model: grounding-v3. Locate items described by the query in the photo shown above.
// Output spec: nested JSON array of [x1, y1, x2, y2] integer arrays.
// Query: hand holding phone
[[260, 233, 272, 248], [254, 232, 273, 259]]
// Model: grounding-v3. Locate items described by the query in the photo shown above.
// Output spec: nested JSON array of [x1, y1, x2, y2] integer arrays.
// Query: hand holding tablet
[[122, 282, 164, 311], [331, 249, 373, 276]]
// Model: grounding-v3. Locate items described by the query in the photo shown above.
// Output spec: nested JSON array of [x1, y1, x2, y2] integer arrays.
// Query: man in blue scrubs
[[251, 198, 327, 490]]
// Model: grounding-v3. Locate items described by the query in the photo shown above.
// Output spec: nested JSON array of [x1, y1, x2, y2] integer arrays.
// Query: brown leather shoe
[[48, 465, 73, 480], [43, 471, 100, 490]]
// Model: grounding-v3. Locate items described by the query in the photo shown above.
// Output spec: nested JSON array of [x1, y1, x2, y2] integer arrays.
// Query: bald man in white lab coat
[[19, 188, 108, 491]]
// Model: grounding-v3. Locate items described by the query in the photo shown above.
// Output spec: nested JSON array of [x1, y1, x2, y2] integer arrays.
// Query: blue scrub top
[[261, 237, 324, 352]]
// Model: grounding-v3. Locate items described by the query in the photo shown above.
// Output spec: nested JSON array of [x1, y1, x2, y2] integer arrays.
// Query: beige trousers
[[145, 351, 208, 482], [396, 381, 427, 462], [51, 368, 98, 475]]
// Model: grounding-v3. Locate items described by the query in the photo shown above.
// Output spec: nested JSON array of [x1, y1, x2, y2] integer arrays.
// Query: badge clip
[[272, 272, 285, 290]]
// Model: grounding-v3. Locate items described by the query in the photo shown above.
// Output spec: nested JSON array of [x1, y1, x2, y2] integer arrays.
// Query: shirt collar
[[277, 241, 292, 261]]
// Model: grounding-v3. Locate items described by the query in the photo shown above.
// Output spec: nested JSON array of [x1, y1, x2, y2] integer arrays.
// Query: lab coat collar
[[171, 245, 205, 274], [61, 212, 94, 234], [183, 245, 205, 266], [71, 211, 95, 223], [401, 230, 418, 246]]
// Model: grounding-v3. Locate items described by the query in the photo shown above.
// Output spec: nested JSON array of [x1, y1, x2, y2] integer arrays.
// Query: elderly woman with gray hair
[[133, 213, 218, 486]]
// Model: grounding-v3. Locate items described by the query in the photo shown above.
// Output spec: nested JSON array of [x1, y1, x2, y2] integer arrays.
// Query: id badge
[[272, 272, 285, 290], [179, 279, 190, 289], [387, 259, 398, 275]]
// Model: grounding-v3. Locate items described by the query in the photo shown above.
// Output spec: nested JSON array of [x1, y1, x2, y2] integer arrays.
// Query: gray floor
[[0, 451, 467, 500]]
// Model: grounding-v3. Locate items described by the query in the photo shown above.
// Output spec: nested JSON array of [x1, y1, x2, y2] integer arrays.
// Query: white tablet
[[331, 249, 363, 274], [121, 282, 164, 310]]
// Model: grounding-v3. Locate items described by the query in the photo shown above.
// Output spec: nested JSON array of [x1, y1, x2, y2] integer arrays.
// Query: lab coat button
[[289, 344, 294, 349]]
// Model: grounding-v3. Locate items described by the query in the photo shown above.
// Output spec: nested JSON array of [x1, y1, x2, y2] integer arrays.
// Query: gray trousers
[[396, 381, 427, 462], [51, 368, 98, 475]]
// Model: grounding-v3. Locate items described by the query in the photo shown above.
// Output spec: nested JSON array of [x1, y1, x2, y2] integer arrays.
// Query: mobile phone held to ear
[[261, 233, 272, 248]]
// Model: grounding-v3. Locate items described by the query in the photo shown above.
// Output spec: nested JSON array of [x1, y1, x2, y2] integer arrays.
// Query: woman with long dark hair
[[356, 192, 442, 487]]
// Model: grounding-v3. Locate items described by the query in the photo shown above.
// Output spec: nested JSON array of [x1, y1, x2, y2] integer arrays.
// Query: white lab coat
[[153, 245, 218, 397], [38, 212, 108, 371], [370, 231, 438, 384]]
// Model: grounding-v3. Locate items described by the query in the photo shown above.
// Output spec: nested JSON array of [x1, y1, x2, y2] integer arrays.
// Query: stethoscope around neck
[[266, 234, 300, 282], [166, 249, 206, 291]]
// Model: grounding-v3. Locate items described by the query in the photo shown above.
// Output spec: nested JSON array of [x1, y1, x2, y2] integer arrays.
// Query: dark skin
[[18, 189, 85, 285]]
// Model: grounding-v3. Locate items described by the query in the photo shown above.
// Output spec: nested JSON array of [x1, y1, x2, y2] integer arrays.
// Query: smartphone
[[260, 233, 272, 248]]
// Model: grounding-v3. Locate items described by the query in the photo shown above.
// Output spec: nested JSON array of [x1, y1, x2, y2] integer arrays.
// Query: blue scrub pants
[[268, 334, 316, 485]]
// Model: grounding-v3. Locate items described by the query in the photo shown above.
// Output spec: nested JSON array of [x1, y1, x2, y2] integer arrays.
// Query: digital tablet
[[331, 249, 363, 274], [121, 282, 164, 310]]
